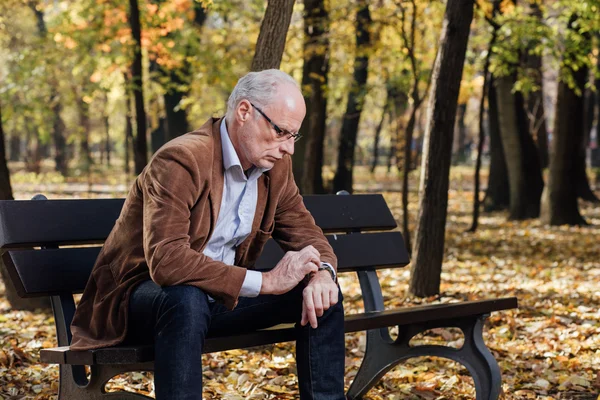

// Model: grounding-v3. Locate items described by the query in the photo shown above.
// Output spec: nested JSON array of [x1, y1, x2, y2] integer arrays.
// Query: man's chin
[[258, 158, 279, 169]]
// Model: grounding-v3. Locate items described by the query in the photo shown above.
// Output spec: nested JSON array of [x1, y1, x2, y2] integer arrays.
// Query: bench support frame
[[347, 270, 502, 400]]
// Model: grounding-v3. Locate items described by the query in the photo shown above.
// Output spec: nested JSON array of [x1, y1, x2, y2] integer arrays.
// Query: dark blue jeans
[[125, 280, 345, 400]]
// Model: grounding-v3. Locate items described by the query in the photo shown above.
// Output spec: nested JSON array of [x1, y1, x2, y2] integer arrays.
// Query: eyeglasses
[[250, 102, 302, 142]]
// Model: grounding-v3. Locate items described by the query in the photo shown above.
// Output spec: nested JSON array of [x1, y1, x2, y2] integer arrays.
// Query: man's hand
[[301, 269, 338, 329], [261, 246, 320, 295]]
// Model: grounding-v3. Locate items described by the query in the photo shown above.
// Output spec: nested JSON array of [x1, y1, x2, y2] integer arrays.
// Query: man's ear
[[237, 100, 251, 122]]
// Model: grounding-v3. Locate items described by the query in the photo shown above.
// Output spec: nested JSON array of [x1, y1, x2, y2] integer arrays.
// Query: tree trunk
[[483, 77, 509, 211], [495, 74, 543, 219], [160, 2, 206, 142], [25, 127, 42, 174], [454, 103, 467, 164], [129, 0, 148, 174], [297, 0, 329, 194], [401, 106, 419, 252], [77, 100, 93, 170], [251, 0, 296, 71], [125, 86, 134, 176], [332, 0, 371, 193], [386, 90, 409, 174], [371, 95, 389, 174], [524, 1, 549, 169], [9, 135, 20, 162], [164, 84, 189, 140], [0, 103, 13, 200], [541, 27, 589, 224], [387, 108, 398, 173], [576, 84, 599, 202], [30, 1, 67, 175], [52, 98, 68, 176], [409, 0, 474, 297], [104, 114, 111, 166]]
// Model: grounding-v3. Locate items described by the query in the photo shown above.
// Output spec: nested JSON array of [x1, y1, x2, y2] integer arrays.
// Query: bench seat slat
[[0, 195, 396, 249], [4, 232, 409, 297], [40, 298, 518, 365]]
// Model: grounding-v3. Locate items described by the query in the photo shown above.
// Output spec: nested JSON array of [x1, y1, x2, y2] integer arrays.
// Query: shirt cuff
[[320, 262, 337, 281], [239, 270, 262, 297]]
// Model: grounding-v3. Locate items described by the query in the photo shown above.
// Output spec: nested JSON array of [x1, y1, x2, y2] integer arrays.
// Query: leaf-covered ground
[[1, 169, 599, 399]]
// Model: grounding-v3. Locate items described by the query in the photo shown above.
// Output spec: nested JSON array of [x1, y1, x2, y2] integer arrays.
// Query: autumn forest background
[[0, 0, 600, 399]]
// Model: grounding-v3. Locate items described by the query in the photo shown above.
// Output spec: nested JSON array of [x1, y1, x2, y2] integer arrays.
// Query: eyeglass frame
[[249, 102, 302, 143]]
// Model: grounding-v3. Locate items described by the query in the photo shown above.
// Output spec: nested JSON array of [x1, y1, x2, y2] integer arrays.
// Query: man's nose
[[281, 138, 294, 156]]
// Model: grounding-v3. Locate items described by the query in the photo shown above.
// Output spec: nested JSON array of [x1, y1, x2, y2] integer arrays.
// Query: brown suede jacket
[[70, 117, 336, 351]]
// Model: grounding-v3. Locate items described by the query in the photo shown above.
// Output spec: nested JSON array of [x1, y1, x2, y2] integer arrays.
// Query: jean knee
[[159, 285, 211, 332]]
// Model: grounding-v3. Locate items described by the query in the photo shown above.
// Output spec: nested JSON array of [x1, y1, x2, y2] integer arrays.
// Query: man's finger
[[299, 250, 320, 266], [301, 261, 319, 275], [303, 290, 318, 328], [321, 290, 330, 311], [329, 285, 338, 306], [301, 301, 308, 326], [302, 245, 320, 258], [313, 288, 324, 318], [300, 246, 320, 263]]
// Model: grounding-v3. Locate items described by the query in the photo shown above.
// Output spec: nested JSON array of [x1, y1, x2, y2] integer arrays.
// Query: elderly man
[[70, 69, 345, 399]]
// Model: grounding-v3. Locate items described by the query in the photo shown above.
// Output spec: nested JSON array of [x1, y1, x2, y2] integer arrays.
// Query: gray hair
[[225, 69, 299, 123]]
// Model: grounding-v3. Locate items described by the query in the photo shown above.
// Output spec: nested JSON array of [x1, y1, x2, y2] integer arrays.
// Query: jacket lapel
[[209, 118, 225, 235], [253, 173, 270, 232]]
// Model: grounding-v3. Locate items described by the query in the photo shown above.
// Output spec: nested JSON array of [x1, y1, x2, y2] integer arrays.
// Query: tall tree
[[523, 1, 549, 169], [409, 0, 474, 297], [495, 73, 544, 219], [541, 16, 591, 225], [575, 70, 599, 202], [454, 103, 468, 163], [129, 0, 148, 174], [251, 0, 296, 71], [297, 0, 330, 194], [483, 77, 509, 211], [124, 73, 134, 176], [387, 86, 409, 173], [73, 88, 94, 169], [8, 136, 20, 162], [0, 103, 13, 201], [29, 2, 68, 176], [333, 0, 371, 193], [370, 91, 390, 174], [152, 1, 208, 144]]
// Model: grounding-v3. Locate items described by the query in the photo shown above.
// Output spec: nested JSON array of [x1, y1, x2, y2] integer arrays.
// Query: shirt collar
[[220, 118, 270, 178]]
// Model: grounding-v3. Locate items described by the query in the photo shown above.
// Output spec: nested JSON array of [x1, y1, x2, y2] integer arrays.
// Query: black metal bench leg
[[346, 328, 407, 399], [57, 363, 154, 399], [346, 316, 502, 400], [454, 316, 502, 400]]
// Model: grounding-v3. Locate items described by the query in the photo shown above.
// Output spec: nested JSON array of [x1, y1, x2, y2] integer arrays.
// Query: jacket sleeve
[[141, 144, 246, 309], [271, 157, 337, 271]]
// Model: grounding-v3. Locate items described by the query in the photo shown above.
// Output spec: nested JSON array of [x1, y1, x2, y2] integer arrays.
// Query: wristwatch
[[318, 263, 337, 283]]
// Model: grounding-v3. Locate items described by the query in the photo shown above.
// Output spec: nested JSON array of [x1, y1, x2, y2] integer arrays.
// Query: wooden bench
[[0, 193, 517, 400]]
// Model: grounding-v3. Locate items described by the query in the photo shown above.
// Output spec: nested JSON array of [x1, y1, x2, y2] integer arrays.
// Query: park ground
[[0, 165, 599, 400]]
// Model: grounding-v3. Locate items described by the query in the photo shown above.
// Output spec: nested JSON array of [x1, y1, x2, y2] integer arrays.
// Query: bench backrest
[[0, 194, 409, 298]]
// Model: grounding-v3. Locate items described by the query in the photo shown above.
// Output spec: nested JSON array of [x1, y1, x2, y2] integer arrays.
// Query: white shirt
[[202, 119, 267, 297]]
